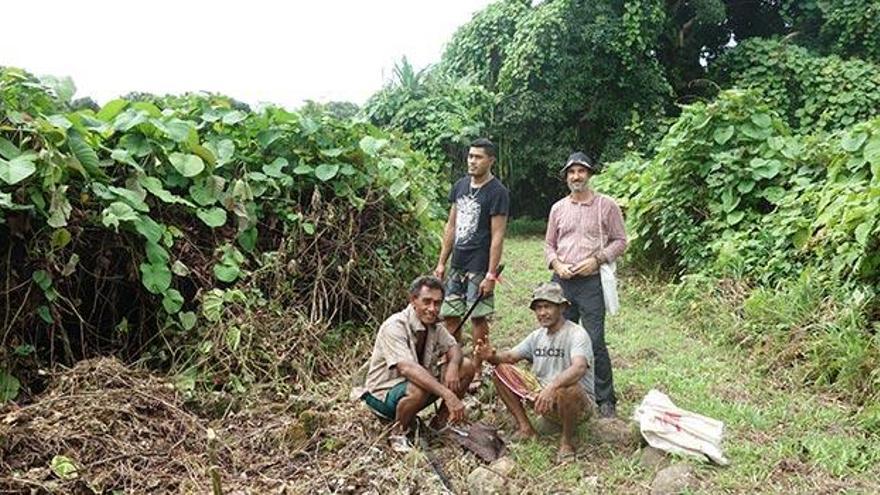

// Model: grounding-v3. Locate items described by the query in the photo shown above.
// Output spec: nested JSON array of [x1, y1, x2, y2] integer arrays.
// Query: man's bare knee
[[460, 358, 476, 379], [556, 385, 586, 407], [404, 382, 430, 403]]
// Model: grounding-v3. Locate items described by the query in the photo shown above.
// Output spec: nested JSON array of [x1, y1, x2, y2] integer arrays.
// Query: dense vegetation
[[366, 0, 880, 413], [0, 68, 442, 399], [2, 0, 878, 434]]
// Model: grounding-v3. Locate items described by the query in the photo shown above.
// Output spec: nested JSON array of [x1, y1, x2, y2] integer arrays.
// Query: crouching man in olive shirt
[[352, 276, 475, 452], [476, 282, 595, 460]]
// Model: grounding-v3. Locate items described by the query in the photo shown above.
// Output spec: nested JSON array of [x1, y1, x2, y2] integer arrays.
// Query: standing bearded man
[[544, 152, 627, 418]]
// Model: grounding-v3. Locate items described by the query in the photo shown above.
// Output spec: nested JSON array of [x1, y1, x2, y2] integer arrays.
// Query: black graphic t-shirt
[[448, 176, 510, 273]]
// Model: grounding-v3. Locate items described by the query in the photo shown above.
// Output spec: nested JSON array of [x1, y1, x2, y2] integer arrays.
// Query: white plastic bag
[[596, 200, 619, 315], [633, 389, 729, 465], [599, 261, 619, 315]]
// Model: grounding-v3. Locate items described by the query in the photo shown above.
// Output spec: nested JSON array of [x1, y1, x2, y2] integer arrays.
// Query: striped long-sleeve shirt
[[544, 193, 628, 268]]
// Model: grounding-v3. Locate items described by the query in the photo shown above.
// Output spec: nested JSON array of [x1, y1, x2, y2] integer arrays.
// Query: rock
[[639, 446, 668, 470], [534, 416, 561, 435], [489, 456, 516, 476], [467, 466, 507, 495], [650, 463, 695, 495], [578, 475, 600, 494], [590, 417, 638, 447]]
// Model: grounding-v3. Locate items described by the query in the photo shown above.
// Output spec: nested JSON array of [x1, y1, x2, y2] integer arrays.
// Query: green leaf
[[841, 132, 868, 152], [101, 202, 139, 230], [47, 115, 72, 129], [726, 211, 745, 226], [359, 136, 388, 156], [750, 113, 772, 128], [139, 262, 172, 294], [855, 222, 872, 246], [37, 305, 53, 323], [61, 253, 80, 277], [0, 370, 20, 402], [736, 180, 755, 194], [179, 311, 197, 330], [67, 130, 101, 174], [162, 289, 184, 314], [145, 241, 170, 265], [226, 326, 241, 351], [864, 136, 880, 166], [197, 207, 228, 228], [302, 222, 315, 235], [0, 154, 37, 185], [189, 143, 216, 167], [97, 99, 128, 122], [314, 164, 340, 182], [168, 152, 205, 177], [320, 147, 345, 157], [51, 228, 72, 250], [133, 216, 165, 244], [154, 118, 193, 142], [713, 126, 734, 145], [792, 228, 810, 250], [293, 164, 314, 175], [213, 139, 235, 166], [214, 263, 240, 283], [172, 260, 191, 276], [263, 157, 288, 178], [762, 186, 786, 204], [188, 175, 225, 206], [237, 227, 258, 253], [140, 176, 194, 207], [0, 137, 21, 160], [222, 110, 247, 125], [32, 270, 52, 291], [389, 179, 409, 198], [47, 186, 72, 228], [50, 455, 79, 480], [202, 289, 225, 322]]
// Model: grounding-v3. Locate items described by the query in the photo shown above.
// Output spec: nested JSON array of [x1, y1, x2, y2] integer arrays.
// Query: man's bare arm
[[545, 356, 588, 391], [434, 205, 457, 279]]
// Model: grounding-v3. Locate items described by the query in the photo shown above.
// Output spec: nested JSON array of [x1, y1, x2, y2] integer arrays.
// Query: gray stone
[[577, 475, 600, 494], [489, 456, 516, 476], [467, 466, 507, 495], [590, 417, 638, 447], [534, 416, 561, 435], [639, 446, 668, 470], [650, 463, 695, 495]]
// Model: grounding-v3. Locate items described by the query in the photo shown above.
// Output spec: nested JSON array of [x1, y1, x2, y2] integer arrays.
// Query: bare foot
[[467, 378, 483, 394], [557, 443, 576, 462]]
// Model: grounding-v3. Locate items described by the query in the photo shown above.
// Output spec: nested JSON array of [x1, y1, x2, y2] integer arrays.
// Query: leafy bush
[[0, 67, 443, 398], [715, 39, 880, 133]]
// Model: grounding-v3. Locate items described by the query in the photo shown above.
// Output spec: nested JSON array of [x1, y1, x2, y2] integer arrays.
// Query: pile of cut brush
[[0, 357, 486, 494], [0, 358, 316, 493]]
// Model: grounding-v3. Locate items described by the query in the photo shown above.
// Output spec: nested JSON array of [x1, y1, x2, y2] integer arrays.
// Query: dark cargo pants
[[552, 273, 616, 408]]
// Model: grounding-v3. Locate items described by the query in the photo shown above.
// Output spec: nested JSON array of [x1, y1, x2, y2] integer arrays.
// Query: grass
[[476, 236, 880, 493]]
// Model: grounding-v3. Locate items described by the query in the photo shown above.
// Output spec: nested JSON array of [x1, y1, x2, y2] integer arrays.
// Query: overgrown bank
[[0, 67, 442, 400]]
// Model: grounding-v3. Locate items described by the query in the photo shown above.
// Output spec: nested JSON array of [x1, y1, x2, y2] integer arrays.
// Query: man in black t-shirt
[[434, 138, 510, 390]]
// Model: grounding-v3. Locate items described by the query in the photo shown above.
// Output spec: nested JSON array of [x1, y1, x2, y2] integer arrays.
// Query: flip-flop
[[556, 450, 577, 463]]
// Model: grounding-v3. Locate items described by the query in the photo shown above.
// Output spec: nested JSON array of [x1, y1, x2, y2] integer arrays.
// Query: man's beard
[[568, 181, 586, 193]]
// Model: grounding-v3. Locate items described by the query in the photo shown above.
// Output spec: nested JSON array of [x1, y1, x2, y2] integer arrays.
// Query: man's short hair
[[469, 138, 497, 158], [409, 275, 445, 298]]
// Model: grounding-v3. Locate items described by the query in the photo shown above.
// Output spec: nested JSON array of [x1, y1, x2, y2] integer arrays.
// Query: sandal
[[556, 450, 577, 463], [389, 434, 413, 453]]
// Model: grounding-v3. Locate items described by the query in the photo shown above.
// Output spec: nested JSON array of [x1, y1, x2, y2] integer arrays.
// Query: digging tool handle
[[450, 264, 504, 337]]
